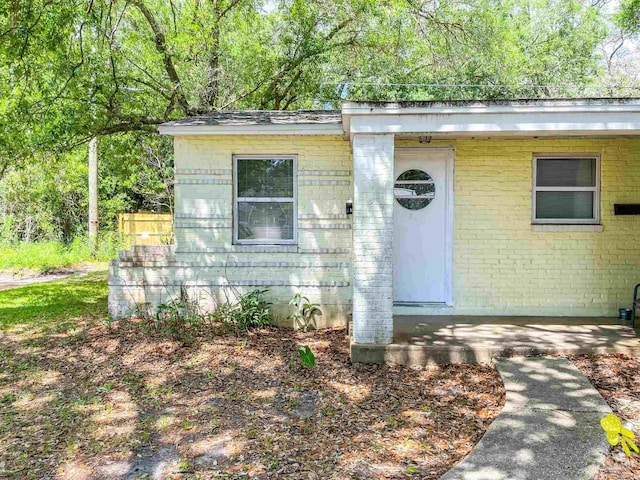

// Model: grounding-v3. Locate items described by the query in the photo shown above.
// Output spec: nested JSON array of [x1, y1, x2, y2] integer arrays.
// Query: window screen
[[533, 156, 599, 223], [234, 157, 296, 243]]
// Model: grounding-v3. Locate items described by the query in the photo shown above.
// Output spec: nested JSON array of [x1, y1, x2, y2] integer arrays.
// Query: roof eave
[[341, 100, 640, 138], [158, 121, 344, 136], [342, 99, 640, 116]]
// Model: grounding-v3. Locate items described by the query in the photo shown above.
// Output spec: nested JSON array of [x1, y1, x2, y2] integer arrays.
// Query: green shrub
[[0, 215, 18, 244], [135, 288, 272, 341], [213, 289, 272, 333], [143, 286, 204, 343], [288, 293, 322, 331]]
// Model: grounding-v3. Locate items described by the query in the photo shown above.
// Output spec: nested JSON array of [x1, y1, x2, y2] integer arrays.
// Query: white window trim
[[233, 154, 298, 245], [532, 153, 601, 225]]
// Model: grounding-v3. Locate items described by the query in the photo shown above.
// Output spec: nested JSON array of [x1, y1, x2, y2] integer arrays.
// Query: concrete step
[[351, 317, 640, 365], [350, 337, 640, 365]]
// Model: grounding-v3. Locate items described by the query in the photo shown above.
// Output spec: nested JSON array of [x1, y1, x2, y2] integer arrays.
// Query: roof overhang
[[158, 122, 344, 136], [341, 99, 640, 139], [157, 110, 343, 136], [158, 99, 640, 139]]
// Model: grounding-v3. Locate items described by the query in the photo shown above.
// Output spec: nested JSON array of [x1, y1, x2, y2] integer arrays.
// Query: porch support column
[[352, 133, 394, 345]]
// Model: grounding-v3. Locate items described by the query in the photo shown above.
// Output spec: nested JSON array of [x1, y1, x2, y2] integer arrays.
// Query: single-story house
[[108, 98, 640, 360]]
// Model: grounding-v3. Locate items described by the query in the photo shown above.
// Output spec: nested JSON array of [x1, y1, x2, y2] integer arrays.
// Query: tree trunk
[[88, 136, 99, 253], [203, 14, 221, 107]]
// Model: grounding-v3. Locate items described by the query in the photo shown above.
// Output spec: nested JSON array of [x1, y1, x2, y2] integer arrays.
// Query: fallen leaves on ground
[[572, 354, 640, 479], [0, 322, 505, 479]]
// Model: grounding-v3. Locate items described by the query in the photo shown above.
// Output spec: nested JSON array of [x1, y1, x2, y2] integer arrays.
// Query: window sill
[[531, 224, 603, 233], [232, 245, 298, 253]]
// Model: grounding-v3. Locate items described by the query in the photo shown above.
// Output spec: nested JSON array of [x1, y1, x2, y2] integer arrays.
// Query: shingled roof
[[161, 110, 342, 127]]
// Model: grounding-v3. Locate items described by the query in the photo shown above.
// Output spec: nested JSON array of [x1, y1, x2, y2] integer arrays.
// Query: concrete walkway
[[0, 264, 101, 291], [0, 272, 75, 291], [440, 357, 611, 480]]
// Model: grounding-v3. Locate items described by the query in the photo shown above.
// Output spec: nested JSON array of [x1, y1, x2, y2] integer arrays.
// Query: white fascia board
[[158, 122, 344, 136], [342, 100, 640, 116], [348, 111, 640, 137]]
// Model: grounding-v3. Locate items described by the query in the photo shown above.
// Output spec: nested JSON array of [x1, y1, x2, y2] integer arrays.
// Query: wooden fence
[[118, 213, 173, 246]]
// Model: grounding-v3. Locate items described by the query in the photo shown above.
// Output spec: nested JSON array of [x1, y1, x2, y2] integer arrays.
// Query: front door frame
[[393, 146, 455, 306]]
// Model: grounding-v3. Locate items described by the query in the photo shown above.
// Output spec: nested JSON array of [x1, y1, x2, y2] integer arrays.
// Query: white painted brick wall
[[352, 134, 394, 344], [110, 135, 354, 328]]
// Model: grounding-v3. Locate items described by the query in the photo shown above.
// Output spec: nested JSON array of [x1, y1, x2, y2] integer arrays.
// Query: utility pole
[[88, 136, 98, 253]]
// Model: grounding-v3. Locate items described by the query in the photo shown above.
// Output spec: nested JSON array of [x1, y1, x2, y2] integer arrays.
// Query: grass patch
[[0, 234, 124, 273], [0, 271, 109, 331]]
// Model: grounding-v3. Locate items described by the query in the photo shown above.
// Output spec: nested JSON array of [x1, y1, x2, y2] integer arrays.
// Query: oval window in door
[[394, 169, 435, 210]]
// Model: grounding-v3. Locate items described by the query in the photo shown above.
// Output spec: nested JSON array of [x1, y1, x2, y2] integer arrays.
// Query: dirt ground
[[572, 354, 640, 479], [0, 324, 505, 480]]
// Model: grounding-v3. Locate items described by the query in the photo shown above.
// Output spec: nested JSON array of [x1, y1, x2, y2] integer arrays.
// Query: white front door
[[393, 148, 453, 304]]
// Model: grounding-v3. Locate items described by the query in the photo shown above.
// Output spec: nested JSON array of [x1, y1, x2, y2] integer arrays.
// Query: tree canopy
[[0, 0, 637, 242], [1, 1, 610, 161], [618, 0, 640, 33]]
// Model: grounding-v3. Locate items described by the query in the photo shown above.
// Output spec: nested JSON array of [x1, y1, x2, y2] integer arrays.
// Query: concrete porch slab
[[350, 316, 640, 364]]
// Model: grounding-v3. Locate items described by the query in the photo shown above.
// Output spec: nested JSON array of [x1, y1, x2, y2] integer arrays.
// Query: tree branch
[[216, 0, 243, 21], [129, 0, 191, 115]]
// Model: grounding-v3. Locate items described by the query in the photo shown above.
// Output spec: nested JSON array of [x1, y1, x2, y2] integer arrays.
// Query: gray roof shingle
[[161, 110, 341, 127]]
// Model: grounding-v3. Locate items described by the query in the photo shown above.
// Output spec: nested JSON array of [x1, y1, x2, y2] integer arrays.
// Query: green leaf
[[297, 345, 315, 368]]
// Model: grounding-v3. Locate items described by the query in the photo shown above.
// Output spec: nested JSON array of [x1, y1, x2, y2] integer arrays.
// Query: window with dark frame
[[233, 155, 297, 244], [532, 154, 600, 224]]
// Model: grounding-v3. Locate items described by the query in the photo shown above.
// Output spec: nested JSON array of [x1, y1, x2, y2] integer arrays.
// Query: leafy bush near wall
[[0, 233, 126, 272], [144, 287, 204, 343], [136, 288, 273, 341], [213, 289, 273, 333], [288, 293, 322, 331]]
